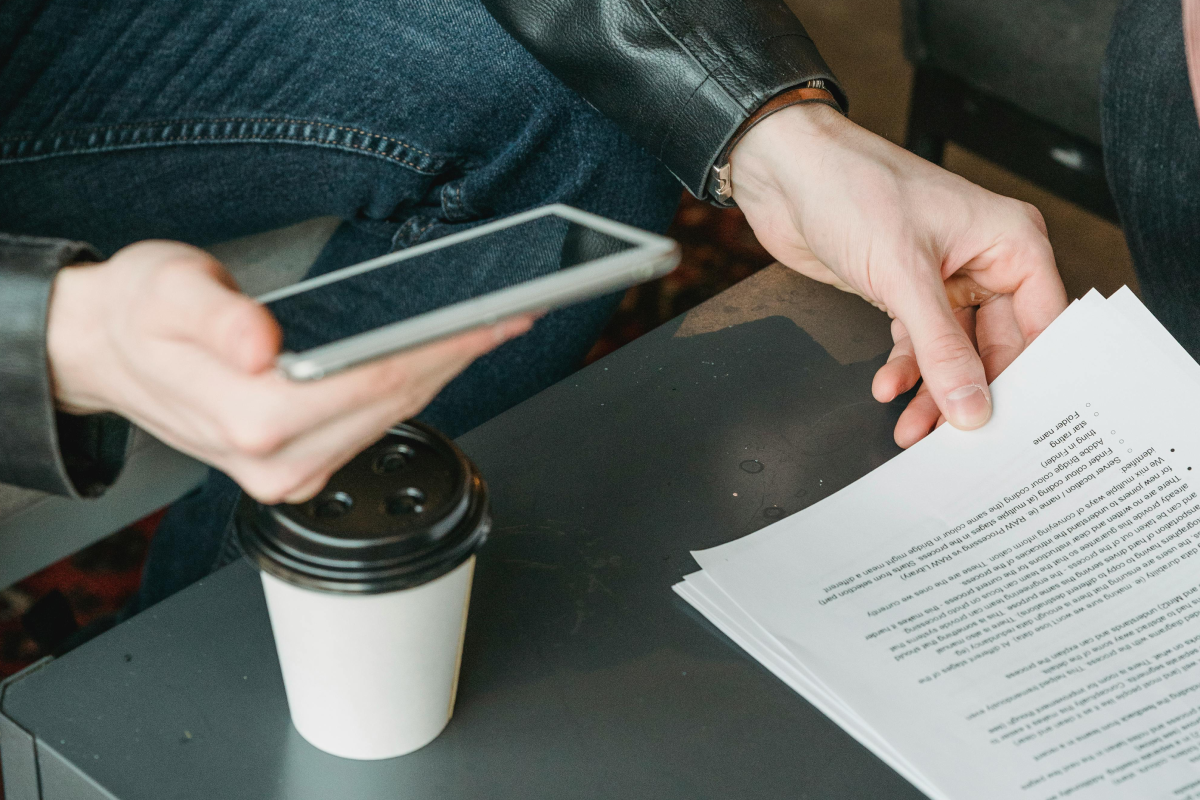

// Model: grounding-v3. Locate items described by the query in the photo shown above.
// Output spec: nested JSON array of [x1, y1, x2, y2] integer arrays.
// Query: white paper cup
[[260, 555, 475, 759], [237, 423, 490, 760]]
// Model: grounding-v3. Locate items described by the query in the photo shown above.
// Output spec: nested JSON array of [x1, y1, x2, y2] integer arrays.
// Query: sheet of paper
[[680, 290, 1200, 800], [674, 572, 943, 798]]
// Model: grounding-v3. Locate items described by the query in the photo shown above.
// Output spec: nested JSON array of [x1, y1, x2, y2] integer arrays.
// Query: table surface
[[1, 267, 928, 800]]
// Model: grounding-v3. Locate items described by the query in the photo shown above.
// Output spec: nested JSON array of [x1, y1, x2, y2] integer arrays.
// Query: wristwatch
[[707, 79, 844, 207]]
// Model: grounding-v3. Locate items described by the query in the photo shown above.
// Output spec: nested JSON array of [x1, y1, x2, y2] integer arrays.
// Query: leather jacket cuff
[[0, 234, 131, 498], [482, 0, 847, 204], [670, 53, 846, 205], [707, 83, 844, 206]]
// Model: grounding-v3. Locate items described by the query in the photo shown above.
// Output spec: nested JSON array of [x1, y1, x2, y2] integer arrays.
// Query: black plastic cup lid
[[236, 422, 489, 594]]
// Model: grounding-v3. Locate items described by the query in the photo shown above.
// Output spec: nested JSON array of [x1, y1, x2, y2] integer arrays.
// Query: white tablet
[[258, 204, 680, 381]]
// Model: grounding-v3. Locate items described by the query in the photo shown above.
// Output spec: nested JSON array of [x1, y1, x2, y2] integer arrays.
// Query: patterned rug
[[0, 193, 774, 679]]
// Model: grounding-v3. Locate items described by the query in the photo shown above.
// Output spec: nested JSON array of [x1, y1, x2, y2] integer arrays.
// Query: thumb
[[146, 247, 282, 373], [894, 272, 992, 431]]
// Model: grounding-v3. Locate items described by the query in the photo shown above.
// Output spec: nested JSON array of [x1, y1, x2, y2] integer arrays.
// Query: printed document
[[676, 289, 1200, 800]]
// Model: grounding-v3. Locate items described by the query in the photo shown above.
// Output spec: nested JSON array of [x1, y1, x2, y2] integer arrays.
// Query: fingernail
[[945, 384, 991, 430]]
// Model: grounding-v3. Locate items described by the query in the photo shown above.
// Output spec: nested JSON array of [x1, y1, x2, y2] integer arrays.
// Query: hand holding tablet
[[45, 207, 678, 502]]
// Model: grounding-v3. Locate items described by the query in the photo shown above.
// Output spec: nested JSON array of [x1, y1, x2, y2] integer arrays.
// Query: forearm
[[0, 234, 130, 497], [480, 0, 845, 200]]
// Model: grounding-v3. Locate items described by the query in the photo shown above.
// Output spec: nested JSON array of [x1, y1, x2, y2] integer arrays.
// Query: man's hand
[[730, 103, 1068, 448], [47, 241, 532, 503]]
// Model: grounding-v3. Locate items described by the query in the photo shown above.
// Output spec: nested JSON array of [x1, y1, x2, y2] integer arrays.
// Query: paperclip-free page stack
[[676, 289, 1200, 800]]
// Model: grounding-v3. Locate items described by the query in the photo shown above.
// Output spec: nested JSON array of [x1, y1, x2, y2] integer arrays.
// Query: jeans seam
[[412, 218, 438, 240], [0, 117, 452, 174], [442, 179, 469, 220], [0, 116, 441, 155], [391, 215, 441, 251]]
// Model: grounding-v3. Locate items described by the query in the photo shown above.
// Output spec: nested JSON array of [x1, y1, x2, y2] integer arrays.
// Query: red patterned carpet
[[0, 512, 161, 676], [0, 194, 774, 679], [586, 194, 774, 363]]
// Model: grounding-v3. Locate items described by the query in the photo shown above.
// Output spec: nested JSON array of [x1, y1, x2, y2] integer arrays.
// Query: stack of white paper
[[677, 289, 1200, 800]]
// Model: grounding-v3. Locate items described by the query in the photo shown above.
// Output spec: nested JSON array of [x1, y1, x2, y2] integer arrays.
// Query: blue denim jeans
[[0, 0, 680, 608], [1103, 0, 1200, 358]]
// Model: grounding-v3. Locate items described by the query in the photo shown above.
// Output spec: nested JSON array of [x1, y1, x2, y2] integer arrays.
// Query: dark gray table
[[0, 267, 928, 800]]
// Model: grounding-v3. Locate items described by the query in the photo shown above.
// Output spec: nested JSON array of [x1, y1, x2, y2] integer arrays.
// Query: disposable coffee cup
[[237, 422, 490, 760]]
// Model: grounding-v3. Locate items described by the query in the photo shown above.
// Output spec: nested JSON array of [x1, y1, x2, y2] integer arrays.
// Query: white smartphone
[[258, 205, 681, 381]]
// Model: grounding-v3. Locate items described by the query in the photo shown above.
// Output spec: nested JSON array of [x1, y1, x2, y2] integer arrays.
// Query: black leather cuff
[[482, 0, 846, 205], [0, 234, 131, 498], [662, 38, 846, 204]]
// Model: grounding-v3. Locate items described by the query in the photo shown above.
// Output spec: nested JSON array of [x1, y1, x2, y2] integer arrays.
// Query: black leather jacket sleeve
[[0, 234, 131, 498], [482, 0, 846, 200]]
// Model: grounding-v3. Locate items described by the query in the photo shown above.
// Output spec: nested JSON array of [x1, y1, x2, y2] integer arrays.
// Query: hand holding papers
[[677, 289, 1200, 800]]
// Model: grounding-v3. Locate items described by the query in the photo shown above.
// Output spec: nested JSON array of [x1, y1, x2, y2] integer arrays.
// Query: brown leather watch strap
[[709, 83, 843, 205]]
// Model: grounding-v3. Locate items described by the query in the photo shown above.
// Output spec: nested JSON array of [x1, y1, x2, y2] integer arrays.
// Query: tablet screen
[[264, 213, 635, 354]]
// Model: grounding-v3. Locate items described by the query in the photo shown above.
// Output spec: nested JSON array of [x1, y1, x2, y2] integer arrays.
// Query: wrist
[[47, 262, 115, 414], [709, 81, 844, 206], [728, 102, 849, 204]]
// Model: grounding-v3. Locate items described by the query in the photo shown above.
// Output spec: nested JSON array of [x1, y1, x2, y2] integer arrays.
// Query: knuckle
[[1016, 199, 1042, 221], [243, 483, 288, 505], [293, 473, 334, 504], [221, 417, 285, 458], [925, 331, 978, 371], [232, 472, 279, 504], [144, 260, 186, 299], [1016, 200, 1049, 236], [143, 259, 203, 304], [238, 468, 304, 505], [148, 251, 224, 292]]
